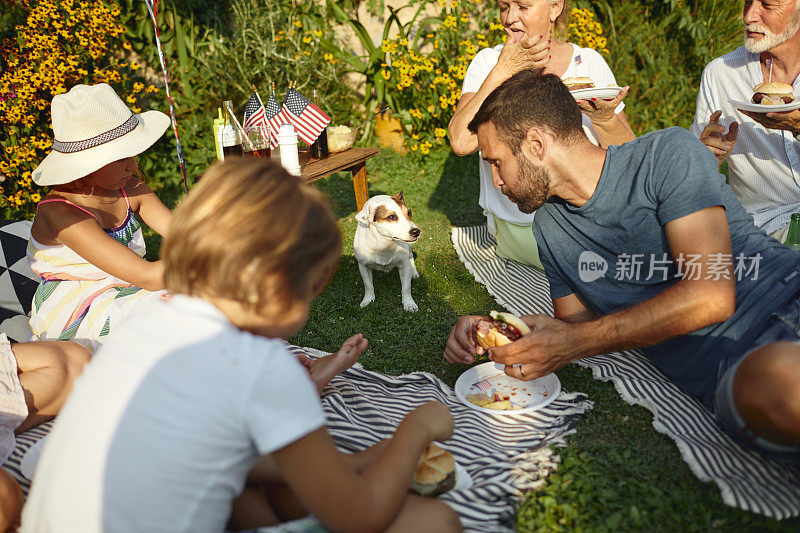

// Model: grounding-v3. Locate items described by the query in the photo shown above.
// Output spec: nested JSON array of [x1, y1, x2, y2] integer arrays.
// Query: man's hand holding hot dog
[[489, 315, 583, 381], [443, 315, 490, 365], [699, 110, 739, 165]]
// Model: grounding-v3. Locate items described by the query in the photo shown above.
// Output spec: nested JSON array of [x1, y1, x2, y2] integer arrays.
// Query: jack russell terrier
[[354, 192, 420, 312]]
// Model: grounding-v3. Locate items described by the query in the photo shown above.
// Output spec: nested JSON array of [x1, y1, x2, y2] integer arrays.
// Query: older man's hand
[[489, 314, 581, 380], [741, 107, 800, 136], [699, 110, 739, 165]]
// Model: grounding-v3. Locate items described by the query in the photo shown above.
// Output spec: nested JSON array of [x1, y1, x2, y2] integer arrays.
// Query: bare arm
[[126, 179, 172, 238], [552, 293, 599, 323], [49, 205, 164, 291], [491, 206, 736, 378], [576, 88, 636, 148], [272, 402, 453, 533], [448, 35, 550, 156]]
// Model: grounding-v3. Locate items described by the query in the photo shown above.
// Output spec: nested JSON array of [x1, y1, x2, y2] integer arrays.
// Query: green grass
[[287, 146, 800, 532]]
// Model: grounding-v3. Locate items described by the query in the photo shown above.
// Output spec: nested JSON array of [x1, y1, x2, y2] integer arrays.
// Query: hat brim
[[32, 110, 171, 187]]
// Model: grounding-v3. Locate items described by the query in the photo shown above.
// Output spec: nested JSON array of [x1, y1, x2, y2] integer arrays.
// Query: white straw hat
[[32, 83, 170, 186]]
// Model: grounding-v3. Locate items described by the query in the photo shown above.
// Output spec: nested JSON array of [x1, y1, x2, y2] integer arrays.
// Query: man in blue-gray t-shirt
[[443, 70, 800, 462]]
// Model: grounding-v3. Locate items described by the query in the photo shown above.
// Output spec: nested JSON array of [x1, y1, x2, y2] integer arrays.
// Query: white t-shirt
[[21, 295, 325, 533], [691, 45, 800, 234], [461, 44, 624, 226]]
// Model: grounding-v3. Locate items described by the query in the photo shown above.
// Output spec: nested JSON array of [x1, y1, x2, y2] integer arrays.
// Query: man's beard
[[500, 153, 551, 214], [744, 10, 800, 53]]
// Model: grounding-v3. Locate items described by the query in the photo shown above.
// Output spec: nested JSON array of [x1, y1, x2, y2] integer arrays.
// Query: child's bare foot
[[308, 334, 368, 393]]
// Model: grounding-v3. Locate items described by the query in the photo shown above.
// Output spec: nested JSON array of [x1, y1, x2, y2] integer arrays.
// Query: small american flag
[[282, 88, 331, 145], [242, 93, 267, 132], [473, 379, 493, 391], [265, 92, 288, 149], [574, 55, 582, 66]]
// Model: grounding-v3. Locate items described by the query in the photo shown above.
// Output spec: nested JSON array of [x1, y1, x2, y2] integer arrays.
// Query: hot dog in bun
[[475, 311, 530, 349], [562, 77, 595, 91], [752, 81, 795, 105]]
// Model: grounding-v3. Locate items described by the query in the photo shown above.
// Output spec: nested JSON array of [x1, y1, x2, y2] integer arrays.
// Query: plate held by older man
[[729, 98, 800, 114]]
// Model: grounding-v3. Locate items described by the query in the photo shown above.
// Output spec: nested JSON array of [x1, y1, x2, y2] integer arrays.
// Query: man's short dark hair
[[467, 70, 584, 153]]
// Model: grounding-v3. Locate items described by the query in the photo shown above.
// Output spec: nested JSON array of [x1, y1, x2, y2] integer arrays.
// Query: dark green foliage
[[575, 0, 742, 134]]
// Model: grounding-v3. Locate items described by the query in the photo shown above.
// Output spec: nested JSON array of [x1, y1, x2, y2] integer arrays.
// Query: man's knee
[[735, 342, 800, 416]]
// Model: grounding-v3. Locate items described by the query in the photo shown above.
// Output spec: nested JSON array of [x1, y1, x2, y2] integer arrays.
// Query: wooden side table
[[301, 147, 380, 211]]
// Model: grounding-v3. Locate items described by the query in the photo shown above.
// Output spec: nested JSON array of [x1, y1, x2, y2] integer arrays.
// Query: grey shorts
[[714, 295, 800, 464]]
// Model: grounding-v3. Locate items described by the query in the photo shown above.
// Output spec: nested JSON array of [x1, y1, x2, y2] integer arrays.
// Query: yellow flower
[[434, 128, 447, 138], [293, 20, 303, 28]]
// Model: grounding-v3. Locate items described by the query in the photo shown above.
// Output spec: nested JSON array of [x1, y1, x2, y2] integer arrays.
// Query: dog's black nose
[[410, 227, 420, 238]]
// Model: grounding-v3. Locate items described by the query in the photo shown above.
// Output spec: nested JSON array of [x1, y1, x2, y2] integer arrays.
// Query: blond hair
[[553, 0, 571, 39], [163, 159, 342, 309]]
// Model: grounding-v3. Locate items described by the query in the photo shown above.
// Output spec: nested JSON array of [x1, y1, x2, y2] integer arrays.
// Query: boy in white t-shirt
[[21, 159, 460, 533], [449, 1, 635, 268]]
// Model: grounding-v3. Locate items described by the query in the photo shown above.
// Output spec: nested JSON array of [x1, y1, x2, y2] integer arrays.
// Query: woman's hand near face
[[497, 33, 550, 77]]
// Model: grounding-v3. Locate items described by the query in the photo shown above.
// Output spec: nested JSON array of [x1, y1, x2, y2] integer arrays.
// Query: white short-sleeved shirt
[[691, 46, 800, 235], [461, 44, 625, 225], [21, 295, 325, 533]]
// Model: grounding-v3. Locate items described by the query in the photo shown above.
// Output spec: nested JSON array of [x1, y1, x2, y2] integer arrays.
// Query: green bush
[[578, 0, 742, 134]]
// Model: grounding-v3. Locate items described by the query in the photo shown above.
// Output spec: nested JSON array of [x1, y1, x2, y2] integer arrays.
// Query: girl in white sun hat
[[27, 83, 172, 352]]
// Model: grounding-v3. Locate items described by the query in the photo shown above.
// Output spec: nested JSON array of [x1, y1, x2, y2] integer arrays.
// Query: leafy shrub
[[375, 2, 609, 155], [577, 0, 742, 134], [197, 0, 361, 128], [0, 0, 158, 219]]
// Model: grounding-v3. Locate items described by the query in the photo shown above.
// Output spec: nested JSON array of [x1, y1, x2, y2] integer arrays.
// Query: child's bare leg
[[387, 495, 462, 533], [13, 341, 90, 433], [0, 468, 23, 533], [228, 485, 279, 530], [306, 334, 368, 393]]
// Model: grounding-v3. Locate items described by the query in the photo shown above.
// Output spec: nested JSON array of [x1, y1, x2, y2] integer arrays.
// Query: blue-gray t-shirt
[[533, 127, 800, 409]]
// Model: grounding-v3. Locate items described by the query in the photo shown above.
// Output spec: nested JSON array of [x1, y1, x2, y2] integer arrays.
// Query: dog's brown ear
[[391, 191, 405, 206]]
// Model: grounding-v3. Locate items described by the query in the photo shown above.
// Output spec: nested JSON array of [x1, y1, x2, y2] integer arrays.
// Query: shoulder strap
[[120, 188, 131, 210], [37, 198, 99, 221]]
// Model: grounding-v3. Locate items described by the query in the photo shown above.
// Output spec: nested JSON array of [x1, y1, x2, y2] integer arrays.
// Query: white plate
[[453, 461, 473, 491], [454, 362, 561, 415], [570, 86, 623, 100], [729, 98, 800, 113]]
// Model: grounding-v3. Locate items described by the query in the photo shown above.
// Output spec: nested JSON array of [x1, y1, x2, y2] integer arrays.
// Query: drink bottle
[[784, 213, 800, 250], [309, 90, 329, 159], [221, 100, 243, 159]]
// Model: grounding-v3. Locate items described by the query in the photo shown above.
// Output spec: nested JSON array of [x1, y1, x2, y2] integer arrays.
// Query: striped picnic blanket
[[2, 343, 592, 533], [452, 224, 800, 519], [288, 345, 592, 532]]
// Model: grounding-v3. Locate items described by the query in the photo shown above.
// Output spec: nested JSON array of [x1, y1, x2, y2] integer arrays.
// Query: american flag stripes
[[242, 93, 268, 133], [474, 380, 493, 391], [281, 88, 331, 145], [265, 92, 288, 149]]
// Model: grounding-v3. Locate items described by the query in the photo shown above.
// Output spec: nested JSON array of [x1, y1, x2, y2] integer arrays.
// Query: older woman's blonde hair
[[163, 159, 342, 310], [553, 0, 571, 39]]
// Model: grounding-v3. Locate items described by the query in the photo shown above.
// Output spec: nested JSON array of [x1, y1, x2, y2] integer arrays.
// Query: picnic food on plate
[[409, 443, 456, 496], [466, 392, 521, 410], [751, 81, 795, 105], [562, 77, 595, 91], [475, 311, 530, 349]]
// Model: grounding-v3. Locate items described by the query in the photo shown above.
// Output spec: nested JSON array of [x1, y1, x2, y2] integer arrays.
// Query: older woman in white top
[[449, 0, 635, 269]]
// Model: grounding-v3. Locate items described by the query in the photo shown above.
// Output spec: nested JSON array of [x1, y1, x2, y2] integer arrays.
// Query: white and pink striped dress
[[26, 191, 159, 351]]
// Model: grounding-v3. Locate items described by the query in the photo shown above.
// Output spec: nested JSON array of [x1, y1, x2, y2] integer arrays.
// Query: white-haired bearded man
[[692, 0, 800, 242]]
